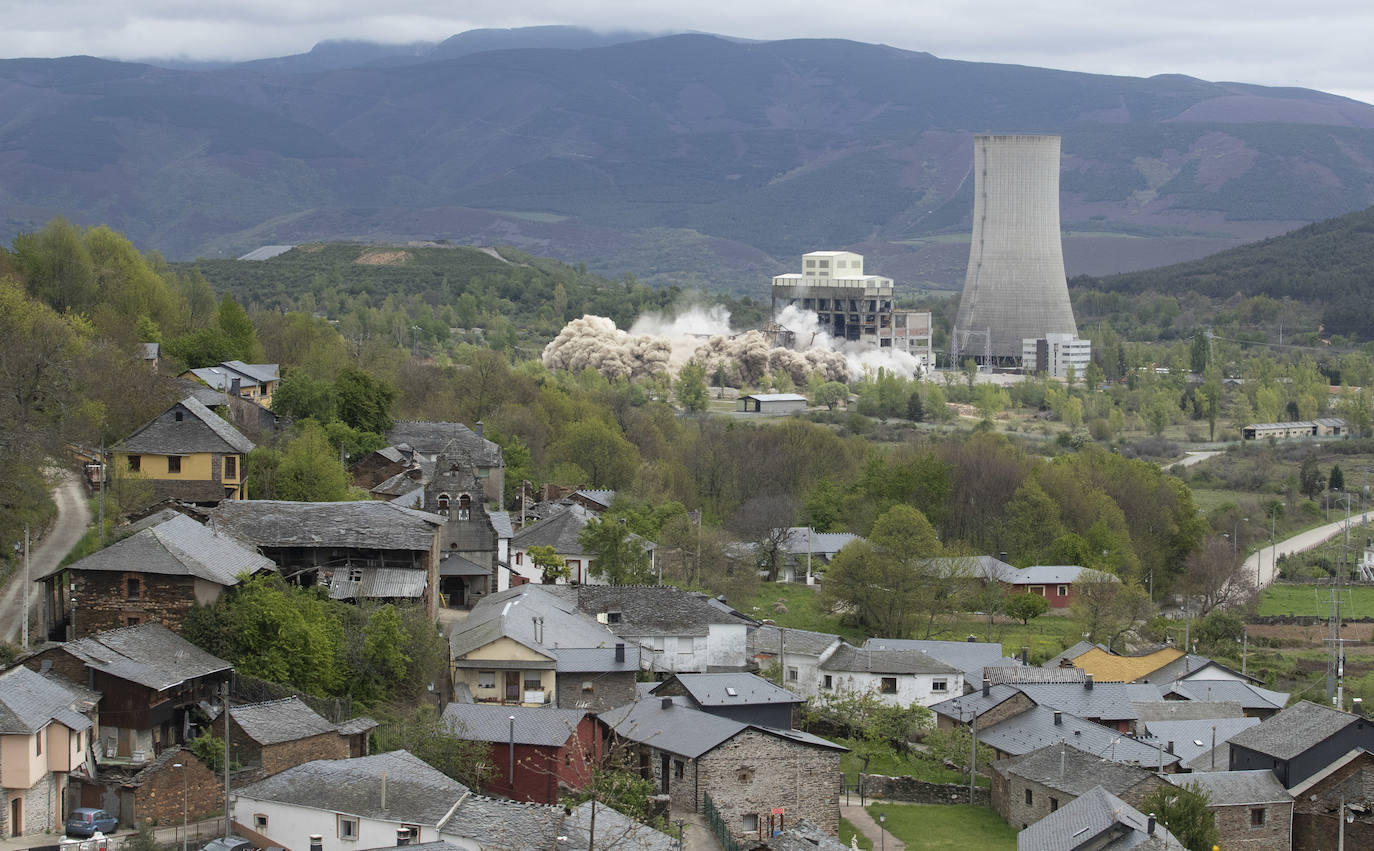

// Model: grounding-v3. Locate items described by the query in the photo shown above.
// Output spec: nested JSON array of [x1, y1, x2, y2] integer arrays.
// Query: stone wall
[[555, 671, 638, 713], [70, 570, 200, 637], [1, 772, 59, 836], [261, 733, 349, 777], [860, 774, 989, 808], [131, 752, 223, 827], [1212, 801, 1293, 850], [695, 730, 842, 839], [995, 772, 1163, 831]]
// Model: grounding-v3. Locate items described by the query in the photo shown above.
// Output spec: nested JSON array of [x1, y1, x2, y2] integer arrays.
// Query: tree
[[216, 294, 259, 362], [375, 704, 491, 789], [729, 494, 800, 582], [924, 727, 994, 786], [548, 419, 640, 490], [1330, 464, 1346, 492], [1138, 783, 1219, 851], [1004, 593, 1049, 626], [579, 516, 654, 585], [527, 544, 570, 583], [1070, 574, 1153, 649], [905, 389, 924, 422], [962, 358, 979, 387], [925, 383, 952, 422], [334, 367, 396, 434], [673, 363, 708, 413], [1177, 534, 1254, 615], [1299, 453, 1326, 500], [275, 421, 352, 502], [814, 381, 849, 411], [272, 372, 337, 424]]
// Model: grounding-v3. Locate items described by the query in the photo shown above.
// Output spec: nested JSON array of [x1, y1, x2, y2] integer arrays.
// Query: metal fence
[[701, 793, 742, 851]]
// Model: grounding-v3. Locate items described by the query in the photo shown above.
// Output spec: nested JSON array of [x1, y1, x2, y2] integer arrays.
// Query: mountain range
[[4, 27, 1374, 296]]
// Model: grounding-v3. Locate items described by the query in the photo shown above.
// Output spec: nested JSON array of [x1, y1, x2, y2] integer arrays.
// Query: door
[[505, 671, 520, 703], [11, 797, 21, 837], [660, 753, 670, 794]]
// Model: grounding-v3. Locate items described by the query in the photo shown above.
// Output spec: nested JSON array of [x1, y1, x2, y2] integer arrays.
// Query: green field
[[839, 818, 873, 850], [838, 739, 989, 787], [867, 803, 1017, 851], [1259, 584, 1374, 618]]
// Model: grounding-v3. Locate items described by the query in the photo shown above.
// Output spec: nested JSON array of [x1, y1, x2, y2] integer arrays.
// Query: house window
[[822, 675, 833, 690], [607, 611, 623, 624], [254, 815, 268, 831], [35, 732, 42, 756], [932, 679, 948, 693], [478, 671, 496, 688], [338, 815, 359, 840], [167, 456, 182, 474], [128, 455, 141, 472], [524, 675, 542, 691], [1250, 808, 1267, 827], [515, 552, 523, 565], [880, 677, 897, 694], [742, 814, 759, 832], [1029, 585, 1045, 597], [126, 577, 141, 600], [224, 456, 237, 479], [1050, 798, 1058, 812], [674, 760, 685, 780], [1024, 789, 1033, 806], [787, 667, 798, 682], [175, 411, 184, 422], [1057, 585, 1068, 597]]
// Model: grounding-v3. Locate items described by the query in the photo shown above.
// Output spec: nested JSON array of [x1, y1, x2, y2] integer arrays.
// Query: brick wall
[[693, 730, 842, 838], [1212, 801, 1292, 850], [133, 753, 223, 826], [555, 672, 637, 713], [859, 774, 989, 807], [70, 571, 200, 637]]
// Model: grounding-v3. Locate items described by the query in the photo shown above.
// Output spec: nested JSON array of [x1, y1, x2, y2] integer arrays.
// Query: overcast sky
[[4, 1, 1373, 105]]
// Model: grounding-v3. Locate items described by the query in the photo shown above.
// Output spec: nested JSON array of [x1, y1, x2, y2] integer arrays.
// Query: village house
[[861, 638, 1015, 692], [748, 625, 843, 696], [386, 421, 505, 503], [1170, 770, 1293, 850], [0, 666, 96, 838], [1016, 785, 1179, 851], [1286, 748, 1374, 851], [38, 512, 277, 640], [112, 396, 255, 502], [813, 643, 964, 707], [977, 561, 1116, 609], [1228, 700, 1374, 788], [600, 696, 846, 839], [227, 698, 376, 777], [991, 743, 1166, 831], [208, 500, 445, 618], [509, 504, 656, 586], [648, 673, 802, 728], [767, 527, 861, 584], [1014, 680, 1140, 733], [439, 703, 599, 804], [1057, 646, 1184, 683], [1159, 679, 1289, 718], [930, 683, 1036, 731], [1136, 715, 1260, 772], [182, 361, 281, 408], [976, 706, 1179, 770], [448, 586, 639, 711]]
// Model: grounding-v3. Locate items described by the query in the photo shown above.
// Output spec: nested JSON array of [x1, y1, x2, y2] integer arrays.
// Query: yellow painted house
[[112, 396, 255, 503]]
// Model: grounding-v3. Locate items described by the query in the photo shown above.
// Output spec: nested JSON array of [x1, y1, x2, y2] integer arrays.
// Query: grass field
[[867, 803, 1017, 850], [1259, 584, 1374, 618], [839, 819, 873, 850]]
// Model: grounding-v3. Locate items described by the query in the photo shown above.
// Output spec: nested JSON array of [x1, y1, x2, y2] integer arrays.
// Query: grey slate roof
[[777, 527, 861, 558], [930, 684, 1024, 723], [1137, 716, 1261, 765], [441, 703, 584, 746], [987, 666, 1087, 685], [818, 643, 961, 676], [235, 750, 467, 824], [512, 504, 596, 555], [571, 490, 617, 510], [62, 623, 232, 690], [757, 820, 849, 851], [188, 361, 278, 390], [1161, 679, 1289, 710], [488, 510, 514, 540], [862, 638, 1013, 684], [230, 697, 337, 745], [600, 696, 845, 759], [650, 673, 802, 707], [210, 500, 443, 550], [387, 421, 503, 467], [336, 717, 380, 736], [440, 797, 569, 851], [0, 665, 92, 734], [1169, 770, 1291, 806], [1016, 683, 1139, 722], [1140, 654, 1215, 684], [449, 586, 636, 671], [1132, 701, 1244, 722], [1017, 785, 1178, 851], [978, 707, 1178, 768], [116, 396, 255, 455], [993, 743, 1156, 798], [42, 513, 275, 584], [541, 585, 739, 638], [749, 625, 841, 658], [1227, 699, 1362, 760], [564, 800, 676, 851], [1123, 684, 1165, 703], [438, 554, 490, 577], [554, 647, 642, 673]]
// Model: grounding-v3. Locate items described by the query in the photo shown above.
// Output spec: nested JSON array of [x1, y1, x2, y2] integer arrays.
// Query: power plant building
[[1022, 333, 1091, 380], [952, 135, 1079, 365], [771, 251, 932, 365]]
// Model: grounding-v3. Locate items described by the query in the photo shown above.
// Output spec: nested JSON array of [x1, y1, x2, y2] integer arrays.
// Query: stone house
[[112, 396, 255, 503], [813, 643, 964, 707], [649, 673, 801, 728], [1171, 770, 1292, 851], [1228, 700, 1374, 788], [208, 499, 445, 619], [424, 444, 503, 608], [100, 747, 221, 829], [600, 696, 846, 839], [976, 706, 1179, 770], [1014, 680, 1139, 733], [1016, 785, 1179, 851], [38, 512, 277, 641], [439, 703, 600, 804], [227, 698, 376, 777], [386, 421, 505, 503], [0, 666, 96, 837], [767, 527, 861, 584], [990, 743, 1165, 831], [1286, 748, 1374, 851], [931, 683, 1036, 731]]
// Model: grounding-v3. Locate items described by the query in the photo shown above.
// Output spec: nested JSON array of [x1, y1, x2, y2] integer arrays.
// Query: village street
[[0, 469, 88, 646], [1248, 509, 1374, 588]]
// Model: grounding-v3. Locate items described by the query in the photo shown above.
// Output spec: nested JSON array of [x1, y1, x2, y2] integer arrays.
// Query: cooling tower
[[952, 134, 1078, 362]]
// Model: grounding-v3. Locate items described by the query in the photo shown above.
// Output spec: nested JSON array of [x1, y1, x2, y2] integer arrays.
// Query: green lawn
[[867, 803, 1016, 850], [838, 739, 989, 787], [1259, 584, 1374, 618], [839, 818, 873, 851]]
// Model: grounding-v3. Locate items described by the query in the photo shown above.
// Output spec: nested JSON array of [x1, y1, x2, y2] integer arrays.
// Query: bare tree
[[1070, 573, 1154, 650], [729, 493, 800, 582], [1177, 534, 1255, 615]]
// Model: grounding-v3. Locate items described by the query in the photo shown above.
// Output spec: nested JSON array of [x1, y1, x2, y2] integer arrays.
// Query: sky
[[3, 1, 1373, 105]]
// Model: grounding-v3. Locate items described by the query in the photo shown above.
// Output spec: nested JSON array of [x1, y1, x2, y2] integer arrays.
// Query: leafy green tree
[[1330, 464, 1345, 492], [216, 294, 260, 362], [1004, 592, 1049, 626], [579, 516, 654, 585], [362, 604, 411, 686], [548, 419, 639, 489], [905, 389, 924, 422], [1070, 575, 1154, 649], [245, 447, 282, 500], [528, 545, 570, 583], [1299, 453, 1326, 500], [674, 363, 708, 413], [12, 216, 97, 313], [925, 383, 951, 422], [214, 575, 345, 696], [822, 504, 948, 638], [814, 381, 849, 411], [973, 383, 1008, 422], [276, 421, 352, 502], [924, 727, 995, 785], [376, 704, 491, 788], [188, 731, 231, 772], [273, 372, 337, 424], [1138, 783, 1219, 851], [334, 367, 396, 434]]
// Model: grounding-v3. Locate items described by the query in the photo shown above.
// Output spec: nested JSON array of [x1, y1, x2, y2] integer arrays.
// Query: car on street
[[65, 808, 117, 837]]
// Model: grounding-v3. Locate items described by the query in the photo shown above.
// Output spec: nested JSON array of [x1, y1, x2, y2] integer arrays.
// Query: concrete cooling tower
[[952, 134, 1078, 363]]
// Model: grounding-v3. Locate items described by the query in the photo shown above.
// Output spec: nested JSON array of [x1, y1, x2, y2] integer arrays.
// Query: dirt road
[[0, 469, 90, 646], [1248, 510, 1374, 588]]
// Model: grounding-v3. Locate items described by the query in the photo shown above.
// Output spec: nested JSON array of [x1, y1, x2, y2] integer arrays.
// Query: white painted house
[[815, 642, 965, 706]]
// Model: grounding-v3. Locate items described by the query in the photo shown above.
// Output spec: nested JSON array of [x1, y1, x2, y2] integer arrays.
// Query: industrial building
[[952, 135, 1079, 366], [770, 251, 932, 366], [1022, 333, 1092, 380]]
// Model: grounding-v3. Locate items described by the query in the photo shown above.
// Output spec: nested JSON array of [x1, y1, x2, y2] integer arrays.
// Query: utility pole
[[223, 681, 231, 837], [969, 713, 978, 804], [22, 526, 30, 649], [97, 442, 105, 543]]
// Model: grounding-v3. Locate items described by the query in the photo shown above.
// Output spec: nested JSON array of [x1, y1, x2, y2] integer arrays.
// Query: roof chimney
[[1166, 741, 1174, 754], [1147, 815, 1156, 836], [310, 837, 323, 851], [966, 635, 977, 643], [1085, 674, 1094, 690], [661, 697, 673, 710], [1053, 711, 1062, 726], [397, 828, 411, 847], [999, 552, 1008, 562], [230, 377, 241, 397], [475, 421, 484, 438], [615, 643, 625, 663], [1355, 697, 1365, 717], [982, 678, 991, 698], [1020, 646, 1029, 665]]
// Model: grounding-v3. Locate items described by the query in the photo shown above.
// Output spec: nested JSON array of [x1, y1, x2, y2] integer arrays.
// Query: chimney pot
[[1166, 741, 1174, 754], [615, 643, 625, 663], [1085, 674, 1094, 690], [1020, 646, 1029, 665], [661, 697, 673, 710], [397, 828, 411, 847], [1355, 698, 1365, 717], [1053, 711, 1062, 726], [230, 377, 241, 397], [476, 421, 484, 438], [982, 678, 991, 698], [1147, 815, 1156, 836], [310, 836, 323, 851]]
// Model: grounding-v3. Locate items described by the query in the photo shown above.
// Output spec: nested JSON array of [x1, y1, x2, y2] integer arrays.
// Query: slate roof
[[336, 717, 380, 736], [993, 743, 1156, 798], [439, 554, 491, 577], [441, 703, 584, 746], [776, 527, 861, 557], [553, 647, 642, 673], [512, 504, 596, 555], [387, 421, 503, 467], [1227, 700, 1362, 760], [188, 361, 279, 390], [1170, 770, 1291, 806], [564, 800, 676, 851], [927, 555, 1017, 581], [987, 666, 1087, 685], [1138, 716, 1261, 766], [488, 511, 514, 540], [1140, 653, 1222, 684], [1015, 683, 1139, 722], [1123, 684, 1166, 704], [1132, 701, 1244, 722], [440, 797, 569, 851], [116, 396, 255, 455], [1161, 680, 1289, 711], [1068, 647, 1185, 684], [1005, 565, 1107, 585], [61, 623, 232, 690], [749, 625, 841, 658], [235, 750, 467, 824], [819, 643, 961, 676], [230, 697, 337, 745], [978, 707, 1178, 768], [600, 696, 845, 759], [541, 585, 739, 638], [1042, 641, 1104, 670], [0, 665, 92, 734], [571, 490, 616, 510], [1286, 748, 1374, 797], [862, 638, 1014, 684], [449, 586, 636, 671], [1016, 785, 1178, 851], [42, 513, 275, 584], [210, 500, 443, 550], [650, 673, 802, 707], [930, 684, 1024, 723]]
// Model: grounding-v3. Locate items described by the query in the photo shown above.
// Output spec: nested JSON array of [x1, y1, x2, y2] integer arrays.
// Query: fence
[[701, 793, 742, 851]]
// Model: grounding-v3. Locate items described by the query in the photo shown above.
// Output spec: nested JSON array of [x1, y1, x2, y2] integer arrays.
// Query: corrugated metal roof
[[441, 703, 584, 746], [328, 567, 427, 599]]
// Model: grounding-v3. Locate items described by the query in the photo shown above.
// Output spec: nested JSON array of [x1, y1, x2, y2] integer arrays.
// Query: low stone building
[[1171, 770, 1292, 851], [1287, 748, 1374, 851], [991, 743, 1165, 831], [600, 696, 846, 840], [1016, 785, 1179, 851], [228, 698, 376, 777], [106, 747, 222, 828]]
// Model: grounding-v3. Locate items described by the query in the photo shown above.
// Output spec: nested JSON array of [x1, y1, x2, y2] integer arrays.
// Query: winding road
[[0, 469, 90, 646], [1248, 509, 1374, 588]]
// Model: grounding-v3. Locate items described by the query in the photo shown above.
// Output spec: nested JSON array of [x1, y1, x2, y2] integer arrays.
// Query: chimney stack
[[310, 837, 323, 851], [1020, 646, 1029, 665], [1147, 815, 1156, 836], [397, 828, 411, 847], [661, 697, 673, 709], [615, 643, 625, 663], [1166, 741, 1174, 754], [230, 377, 241, 397], [982, 678, 991, 698], [1355, 697, 1365, 717], [1085, 674, 1094, 690], [476, 421, 485, 438], [1053, 711, 1062, 726]]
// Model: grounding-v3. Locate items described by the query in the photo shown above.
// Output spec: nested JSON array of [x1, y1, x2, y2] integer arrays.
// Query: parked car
[[65, 808, 117, 838], [201, 837, 254, 851]]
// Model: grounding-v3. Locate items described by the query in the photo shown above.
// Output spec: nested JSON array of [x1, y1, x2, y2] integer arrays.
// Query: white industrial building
[[1022, 333, 1091, 380]]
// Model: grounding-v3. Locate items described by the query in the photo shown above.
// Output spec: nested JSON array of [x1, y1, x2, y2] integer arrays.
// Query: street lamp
[[877, 812, 886, 851], [172, 762, 187, 851]]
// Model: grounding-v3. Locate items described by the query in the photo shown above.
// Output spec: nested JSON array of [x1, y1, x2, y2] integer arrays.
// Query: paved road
[[1168, 450, 1222, 470], [1249, 510, 1374, 588], [0, 469, 90, 646]]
